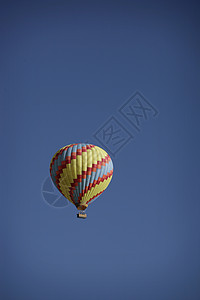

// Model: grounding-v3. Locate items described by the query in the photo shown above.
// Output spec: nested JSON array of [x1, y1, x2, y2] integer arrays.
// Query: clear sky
[[1, 1, 200, 299]]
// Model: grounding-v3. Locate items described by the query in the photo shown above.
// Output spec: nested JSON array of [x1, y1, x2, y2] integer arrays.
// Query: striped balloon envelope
[[50, 143, 113, 218]]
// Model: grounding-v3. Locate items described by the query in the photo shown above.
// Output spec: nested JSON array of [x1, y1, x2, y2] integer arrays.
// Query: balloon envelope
[[50, 143, 113, 210]]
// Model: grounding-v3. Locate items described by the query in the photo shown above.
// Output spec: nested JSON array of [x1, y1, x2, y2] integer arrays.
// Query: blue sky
[[1, 1, 200, 299]]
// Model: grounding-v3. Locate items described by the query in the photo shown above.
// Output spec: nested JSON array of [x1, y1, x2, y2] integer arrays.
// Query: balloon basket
[[77, 212, 87, 219]]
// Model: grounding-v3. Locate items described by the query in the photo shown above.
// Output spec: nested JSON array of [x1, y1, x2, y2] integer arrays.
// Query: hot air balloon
[[50, 143, 113, 219]]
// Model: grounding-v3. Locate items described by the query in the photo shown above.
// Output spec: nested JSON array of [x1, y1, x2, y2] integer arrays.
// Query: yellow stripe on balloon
[[85, 146, 107, 202], [59, 159, 78, 204], [59, 167, 73, 203], [87, 147, 93, 168], [76, 153, 82, 176], [82, 151, 87, 172], [86, 176, 112, 204]]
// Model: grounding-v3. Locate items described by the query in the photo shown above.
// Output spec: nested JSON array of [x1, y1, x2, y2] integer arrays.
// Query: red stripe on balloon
[[69, 154, 111, 204]]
